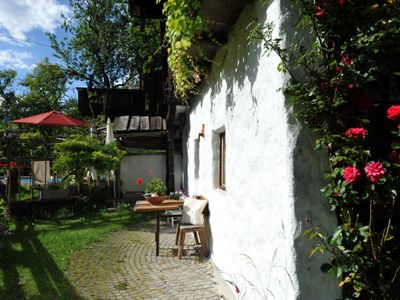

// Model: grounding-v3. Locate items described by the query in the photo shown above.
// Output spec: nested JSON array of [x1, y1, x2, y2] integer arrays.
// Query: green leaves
[[144, 177, 167, 195], [330, 227, 343, 246], [162, 0, 208, 99], [53, 135, 126, 187], [309, 244, 325, 257]]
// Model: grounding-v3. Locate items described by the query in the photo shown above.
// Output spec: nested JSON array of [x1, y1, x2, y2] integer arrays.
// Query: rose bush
[[251, 0, 400, 297]]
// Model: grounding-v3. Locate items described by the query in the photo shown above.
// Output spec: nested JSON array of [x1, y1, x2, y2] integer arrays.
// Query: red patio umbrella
[[12, 111, 86, 127]]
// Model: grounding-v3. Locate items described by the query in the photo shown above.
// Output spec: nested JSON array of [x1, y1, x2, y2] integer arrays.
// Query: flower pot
[[144, 195, 168, 205]]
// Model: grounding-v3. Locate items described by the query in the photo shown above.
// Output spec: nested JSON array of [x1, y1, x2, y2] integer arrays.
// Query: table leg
[[155, 211, 160, 256]]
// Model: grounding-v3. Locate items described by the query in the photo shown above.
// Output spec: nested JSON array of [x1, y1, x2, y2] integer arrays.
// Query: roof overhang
[[193, 0, 255, 62]]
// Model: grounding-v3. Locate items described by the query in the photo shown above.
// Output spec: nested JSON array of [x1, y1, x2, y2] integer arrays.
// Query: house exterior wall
[[120, 154, 182, 192], [184, 0, 340, 299]]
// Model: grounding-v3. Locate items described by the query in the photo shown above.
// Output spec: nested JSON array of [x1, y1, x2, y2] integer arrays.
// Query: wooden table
[[134, 199, 184, 256]]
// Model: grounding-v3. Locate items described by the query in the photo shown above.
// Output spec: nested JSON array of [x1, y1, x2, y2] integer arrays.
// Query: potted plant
[[144, 177, 167, 205]]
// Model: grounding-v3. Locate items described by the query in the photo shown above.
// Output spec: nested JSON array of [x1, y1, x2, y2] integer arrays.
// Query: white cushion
[[181, 198, 208, 225]]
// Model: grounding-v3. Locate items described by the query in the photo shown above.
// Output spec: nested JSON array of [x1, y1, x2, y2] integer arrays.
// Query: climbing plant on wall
[[251, 0, 400, 298], [158, 0, 208, 99]]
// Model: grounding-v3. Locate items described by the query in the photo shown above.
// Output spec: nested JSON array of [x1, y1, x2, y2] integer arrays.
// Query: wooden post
[[116, 165, 121, 200], [166, 103, 176, 193], [155, 211, 160, 256]]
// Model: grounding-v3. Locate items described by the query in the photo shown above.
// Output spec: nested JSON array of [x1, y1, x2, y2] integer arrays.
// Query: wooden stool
[[176, 223, 208, 259]]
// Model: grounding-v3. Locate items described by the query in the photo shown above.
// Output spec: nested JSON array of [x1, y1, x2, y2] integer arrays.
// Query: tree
[[48, 0, 162, 119], [19, 57, 68, 116], [0, 69, 19, 122], [53, 135, 126, 193], [0, 59, 70, 121], [0, 60, 79, 158]]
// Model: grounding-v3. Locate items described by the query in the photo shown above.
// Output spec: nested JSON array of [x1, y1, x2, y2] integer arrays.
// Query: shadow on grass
[[0, 223, 83, 300], [34, 210, 151, 234], [0, 210, 152, 299]]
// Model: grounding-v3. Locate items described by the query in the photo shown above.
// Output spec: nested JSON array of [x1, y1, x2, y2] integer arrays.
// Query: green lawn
[[0, 209, 148, 299]]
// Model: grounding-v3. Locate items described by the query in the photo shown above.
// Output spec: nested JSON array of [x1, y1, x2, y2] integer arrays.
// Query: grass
[[0, 208, 148, 299]]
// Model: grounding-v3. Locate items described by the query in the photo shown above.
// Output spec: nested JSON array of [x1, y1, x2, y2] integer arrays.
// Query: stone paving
[[66, 222, 228, 300]]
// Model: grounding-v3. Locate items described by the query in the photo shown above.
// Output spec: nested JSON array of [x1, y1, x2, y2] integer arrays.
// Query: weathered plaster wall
[[184, 0, 340, 298]]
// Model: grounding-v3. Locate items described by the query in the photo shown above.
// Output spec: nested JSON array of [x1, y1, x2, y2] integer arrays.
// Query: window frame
[[219, 132, 226, 190]]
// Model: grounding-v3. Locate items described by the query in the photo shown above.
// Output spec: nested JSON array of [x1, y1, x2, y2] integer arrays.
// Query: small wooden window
[[219, 132, 226, 190]]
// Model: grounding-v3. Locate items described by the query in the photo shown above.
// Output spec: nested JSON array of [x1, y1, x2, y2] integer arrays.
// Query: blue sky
[[0, 0, 84, 98]]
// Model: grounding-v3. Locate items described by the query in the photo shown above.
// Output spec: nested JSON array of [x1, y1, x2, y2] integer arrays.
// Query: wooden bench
[[26, 189, 80, 218]]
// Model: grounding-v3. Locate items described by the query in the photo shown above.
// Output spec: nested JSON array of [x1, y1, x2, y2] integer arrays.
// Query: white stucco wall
[[120, 154, 182, 192], [185, 0, 340, 299]]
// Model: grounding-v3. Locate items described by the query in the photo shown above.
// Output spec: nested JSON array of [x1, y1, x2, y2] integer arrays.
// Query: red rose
[[341, 56, 353, 66], [136, 177, 143, 185], [364, 161, 386, 183], [387, 105, 400, 121], [315, 6, 326, 18], [336, 0, 346, 6], [343, 166, 361, 184], [345, 83, 354, 90], [345, 128, 367, 139], [339, 51, 353, 66]]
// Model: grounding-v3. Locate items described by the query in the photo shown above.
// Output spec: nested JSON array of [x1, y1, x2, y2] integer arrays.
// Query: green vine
[[159, 0, 208, 99]]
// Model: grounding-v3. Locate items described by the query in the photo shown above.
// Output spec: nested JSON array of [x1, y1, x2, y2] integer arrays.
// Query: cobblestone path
[[66, 222, 227, 300]]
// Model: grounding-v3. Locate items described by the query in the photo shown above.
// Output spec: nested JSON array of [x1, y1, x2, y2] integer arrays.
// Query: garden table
[[134, 199, 184, 256]]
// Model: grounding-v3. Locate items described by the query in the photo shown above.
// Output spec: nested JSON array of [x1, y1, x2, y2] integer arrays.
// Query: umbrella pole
[[31, 159, 34, 201]]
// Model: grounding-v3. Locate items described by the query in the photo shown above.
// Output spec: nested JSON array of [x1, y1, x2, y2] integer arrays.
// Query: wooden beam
[[119, 137, 167, 150], [114, 131, 167, 138], [166, 103, 176, 192]]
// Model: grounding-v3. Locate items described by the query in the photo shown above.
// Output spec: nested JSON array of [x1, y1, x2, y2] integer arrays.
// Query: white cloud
[[0, 35, 29, 47], [0, 49, 35, 70], [0, 0, 69, 42]]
